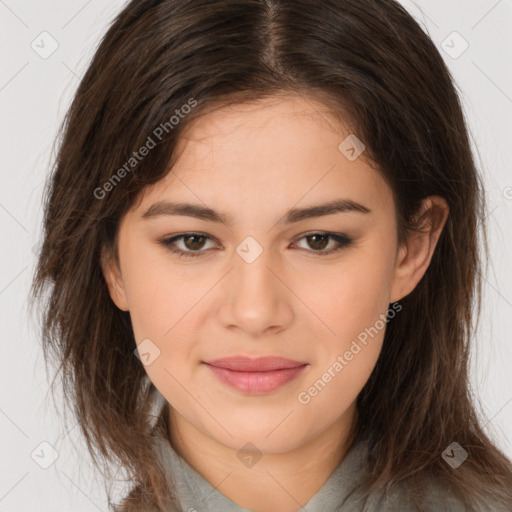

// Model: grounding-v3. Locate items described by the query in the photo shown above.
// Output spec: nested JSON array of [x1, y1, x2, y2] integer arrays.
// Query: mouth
[[202, 356, 308, 394]]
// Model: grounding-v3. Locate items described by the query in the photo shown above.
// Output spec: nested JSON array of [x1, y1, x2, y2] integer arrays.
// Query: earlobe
[[100, 246, 130, 311], [390, 196, 449, 303]]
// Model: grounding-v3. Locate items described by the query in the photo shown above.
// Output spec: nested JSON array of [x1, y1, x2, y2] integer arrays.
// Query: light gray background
[[1, 1, 511, 510]]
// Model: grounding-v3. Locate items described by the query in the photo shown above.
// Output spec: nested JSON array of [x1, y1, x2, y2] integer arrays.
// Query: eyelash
[[158, 232, 354, 258]]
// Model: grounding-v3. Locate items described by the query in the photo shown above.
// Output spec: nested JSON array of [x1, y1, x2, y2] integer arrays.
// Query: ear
[[100, 246, 129, 311], [390, 196, 449, 303]]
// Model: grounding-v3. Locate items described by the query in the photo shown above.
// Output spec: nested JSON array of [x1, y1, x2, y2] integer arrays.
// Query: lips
[[203, 356, 307, 372], [202, 356, 308, 394]]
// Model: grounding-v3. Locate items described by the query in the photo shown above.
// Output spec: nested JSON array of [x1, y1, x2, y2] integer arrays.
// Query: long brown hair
[[29, 0, 512, 510]]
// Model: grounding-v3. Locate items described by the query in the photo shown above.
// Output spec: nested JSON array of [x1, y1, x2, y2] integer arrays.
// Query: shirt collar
[[154, 430, 368, 512]]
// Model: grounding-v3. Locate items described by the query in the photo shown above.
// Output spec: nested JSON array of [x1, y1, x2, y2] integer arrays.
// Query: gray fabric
[[151, 433, 480, 512], [145, 397, 506, 512], [154, 433, 367, 512]]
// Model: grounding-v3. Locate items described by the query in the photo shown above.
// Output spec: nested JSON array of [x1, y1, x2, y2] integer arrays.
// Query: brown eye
[[182, 234, 207, 250], [294, 232, 353, 255], [159, 232, 218, 258], [159, 231, 353, 259], [305, 234, 330, 251]]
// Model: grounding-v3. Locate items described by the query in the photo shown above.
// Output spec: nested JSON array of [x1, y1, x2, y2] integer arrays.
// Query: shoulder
[[370, 475, 508, 512], [112, 482, 181, 512], [352, 477, 464, 512]]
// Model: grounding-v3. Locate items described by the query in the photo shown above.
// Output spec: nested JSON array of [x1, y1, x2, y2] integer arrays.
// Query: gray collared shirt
[[150, 433, 482, 512], [154, 433, 369, 512]]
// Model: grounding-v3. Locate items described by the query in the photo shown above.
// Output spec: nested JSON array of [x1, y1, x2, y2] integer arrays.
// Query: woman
[[30, 0, 512, 510]]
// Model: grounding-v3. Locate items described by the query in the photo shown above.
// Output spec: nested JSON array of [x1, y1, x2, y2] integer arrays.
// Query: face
[[102, 94, 439, 455]]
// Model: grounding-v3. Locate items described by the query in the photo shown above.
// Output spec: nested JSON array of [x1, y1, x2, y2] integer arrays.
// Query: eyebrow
[[140, 198, 371, 225]]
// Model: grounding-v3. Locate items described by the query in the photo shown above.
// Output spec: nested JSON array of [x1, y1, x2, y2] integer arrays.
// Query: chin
[[215, 426, 304, 454]]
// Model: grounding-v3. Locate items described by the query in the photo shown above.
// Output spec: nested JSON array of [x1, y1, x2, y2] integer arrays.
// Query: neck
[[167, 403, 359, 512]]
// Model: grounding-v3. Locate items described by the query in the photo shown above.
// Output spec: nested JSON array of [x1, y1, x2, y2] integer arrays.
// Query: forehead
[[175, 94, 351, 157], [128, 95, 393, 222]]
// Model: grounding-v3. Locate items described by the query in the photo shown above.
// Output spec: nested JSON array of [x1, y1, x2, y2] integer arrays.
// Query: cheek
[[295, 246, 394, 401], [122, 251, 209, 396], [299, 246, 395, 342], [124, 262, 197, 403], [295, 264, 391, 417], [121, 239, 189, 339]]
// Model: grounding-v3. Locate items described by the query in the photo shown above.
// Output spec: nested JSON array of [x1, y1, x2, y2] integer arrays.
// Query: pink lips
[[203, 356, 308, 394]]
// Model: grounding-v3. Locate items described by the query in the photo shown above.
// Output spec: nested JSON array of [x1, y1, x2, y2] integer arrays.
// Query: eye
[[159, 231, 353, 258], [292, 232, 354, 255], [159, 233, 218, 258]]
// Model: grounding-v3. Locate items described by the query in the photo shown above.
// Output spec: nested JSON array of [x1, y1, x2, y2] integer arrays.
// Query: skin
[[101, 94, 449, 512]]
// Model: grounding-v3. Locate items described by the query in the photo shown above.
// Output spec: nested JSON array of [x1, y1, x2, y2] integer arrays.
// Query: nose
[[216, 247, 294, 338]]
